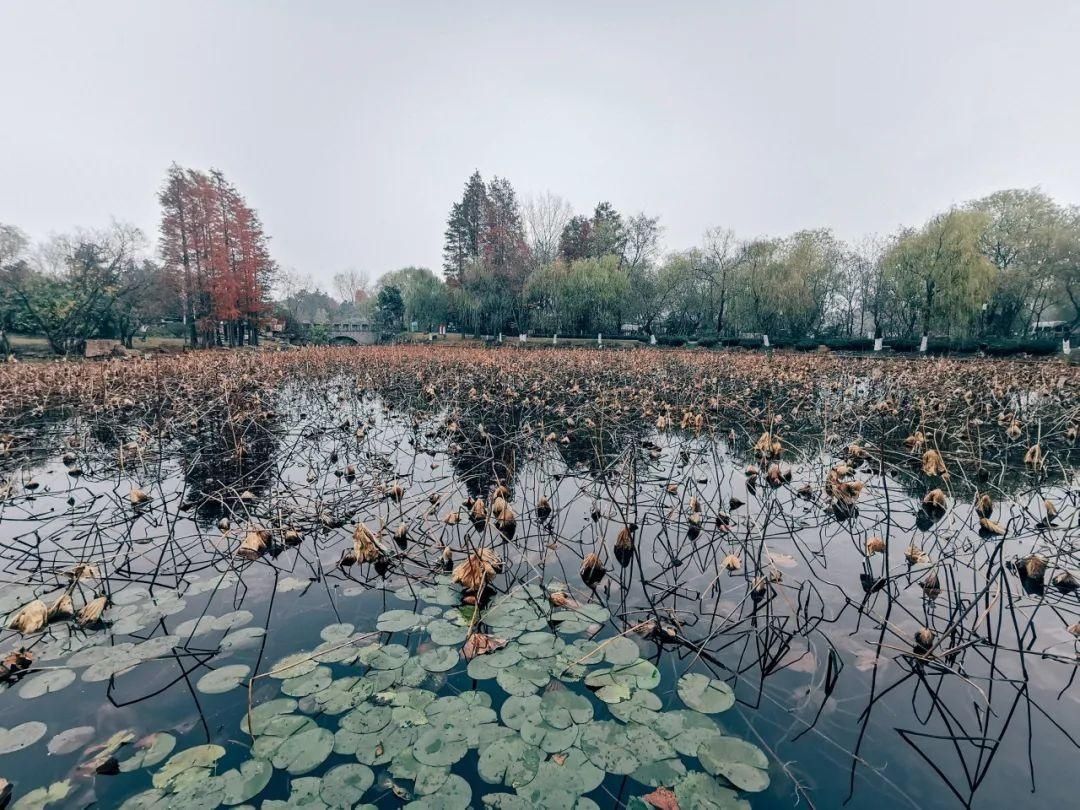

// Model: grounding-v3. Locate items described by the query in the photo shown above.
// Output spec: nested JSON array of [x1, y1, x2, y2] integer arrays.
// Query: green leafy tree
[[374, 284, 405, 334]]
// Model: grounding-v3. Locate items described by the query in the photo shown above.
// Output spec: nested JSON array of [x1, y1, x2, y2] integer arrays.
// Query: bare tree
[[522, 191, 573, 267], [333, 267, 370, 304], [700, 227, 744, 334], [623, 213, 663, 272]]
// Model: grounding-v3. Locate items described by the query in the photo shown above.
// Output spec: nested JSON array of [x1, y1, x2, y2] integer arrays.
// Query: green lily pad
[[403, 773, 471, 809], [520, 714, 579, 753], [413, 728, 468, 766], [280, 665, 333, 697], [10, 779, 71, 810], [240, 698, 298, 734], [270, 726, 333, 774], [341, 703, 393, 734], [418, 647, 459, 673], [118, 732, 177, 771], [500, 695, 542, 730], [578, 720, 640, 774], [632, 757, 687, 787], [676, 771, 749, 809], [321, 762, 375, 807], [321, 622, 356, 642], [46, 726, 96, 756], [18, 669, 75, 699], [539, 690, 593, 729], [478, 736, 542, 788], [677, 672, 735, 714], [698, 735, 770, 792], [196, 664, 250, 694], [0, 721, 47, 754], [377, 609, 425, 632], [219, 758, 273, 804], [152, 744, 226, 791]]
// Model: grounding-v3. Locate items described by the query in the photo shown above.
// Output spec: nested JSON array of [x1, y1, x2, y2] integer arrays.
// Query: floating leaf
[[270, 726, 333, 774], [10, 779, 71, 810], [18, 669, 75, 699], [219, 758, 273, 804], [403, 773, 471, 809], [698, 735, 770, 792], [118, 732, 176, 771], [0, 721, 47, 754], [152, 744, 225, 791], [418, 647, 459, 673], [578, 720, 640, 774], [196, 664, 250, 694], [413, 728, 468, 767], [539, 690, 593, 729], [46, 726, 96, 756], [676, 771, 748, 809], [478, 736, 542, 788], [319, 762, 374, 807], [377, 610, 425, 633], [677, 672, 735, 714]]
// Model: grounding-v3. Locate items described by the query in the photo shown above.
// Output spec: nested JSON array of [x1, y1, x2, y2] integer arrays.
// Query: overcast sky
[[3, 1, 1079, 289]]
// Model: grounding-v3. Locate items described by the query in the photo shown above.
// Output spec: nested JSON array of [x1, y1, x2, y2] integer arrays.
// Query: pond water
[[0, 372, 1077, 809]]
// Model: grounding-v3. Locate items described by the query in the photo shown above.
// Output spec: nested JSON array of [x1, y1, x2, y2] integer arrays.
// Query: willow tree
[[882, 209, 994, 340]]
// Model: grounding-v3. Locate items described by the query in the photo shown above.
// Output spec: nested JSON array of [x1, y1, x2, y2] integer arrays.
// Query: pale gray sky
[[2, 1, 1079, 288]]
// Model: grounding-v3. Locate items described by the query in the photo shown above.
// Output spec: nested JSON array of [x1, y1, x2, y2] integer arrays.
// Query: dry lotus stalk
[[865, 536, 886, 555], [77, 596, 108, 626], [580, 552, 606, 586], [48, 592, 75, 621], [921, 449, 947, 477], [236, 528, 270, 560], [979, 517, 1006, 536], [8, 600, 48, 634]]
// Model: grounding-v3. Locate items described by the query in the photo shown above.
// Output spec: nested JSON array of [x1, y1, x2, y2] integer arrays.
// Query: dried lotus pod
[[77, 595, 108, 626], [580, 552, 606, 587], [8, 600, 48, 634], [48, 592, 75, 621], [866, 536, 886, 555]]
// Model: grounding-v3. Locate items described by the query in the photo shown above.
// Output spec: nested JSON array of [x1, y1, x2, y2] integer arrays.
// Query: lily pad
[[539, 690, 593, 729], [677, 672, 735, 714], [18, 669, 76, 699], [10, 779, 71, 810], [413, 728, 468, 767], [118, 732, 177, 771], [698, 735, 770, 792], [46, 726, 96, 756], [196, 664, 251, 694], [321, 762, 375, 807], [270, 726, 333, 774], [403, 773, 471, 809], [478, 736, 542, 788], [219, 758, 273, 804], [0, 721, 47, 754]]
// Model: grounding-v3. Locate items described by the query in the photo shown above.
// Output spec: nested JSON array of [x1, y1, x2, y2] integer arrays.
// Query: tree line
[[0, 164, 276, 354], [350, 175, 1080, 342]]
